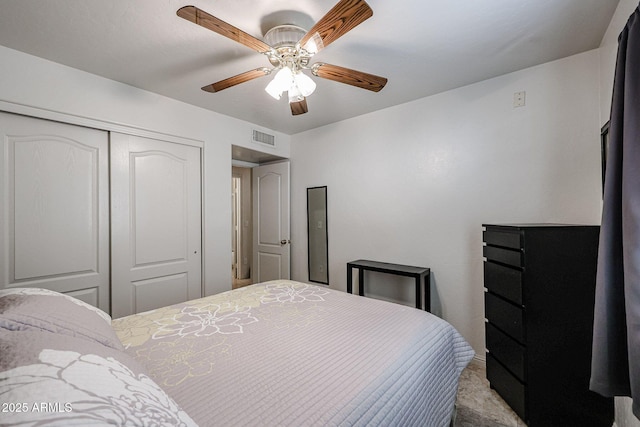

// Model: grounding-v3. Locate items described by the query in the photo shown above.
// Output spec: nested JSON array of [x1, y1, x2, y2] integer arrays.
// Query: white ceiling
[[0, 0, 619, 135]]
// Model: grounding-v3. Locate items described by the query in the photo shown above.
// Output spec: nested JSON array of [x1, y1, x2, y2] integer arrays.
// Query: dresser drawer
[[487, 354, 526, 421], [485, 291, 524, 343], [484, 261, 523, 305], [483, 228, 521, 249], [483, 245, 522, 268], [486, 322, 525, 382]]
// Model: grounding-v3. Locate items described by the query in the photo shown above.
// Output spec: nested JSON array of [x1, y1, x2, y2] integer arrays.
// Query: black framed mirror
[[307, 186, 328, 284]]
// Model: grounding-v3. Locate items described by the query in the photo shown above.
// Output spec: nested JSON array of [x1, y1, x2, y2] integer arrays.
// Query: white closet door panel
[[13, 136, 96, 278], [132, 152, 187, 266], [0, 112, 109, 312], [65, 287, 99, 307], [111, 133, 201, 318], [132, 273, 188, 313]]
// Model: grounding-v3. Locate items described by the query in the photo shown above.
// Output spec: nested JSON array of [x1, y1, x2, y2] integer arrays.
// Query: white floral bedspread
[[112, 280, 475, 427]]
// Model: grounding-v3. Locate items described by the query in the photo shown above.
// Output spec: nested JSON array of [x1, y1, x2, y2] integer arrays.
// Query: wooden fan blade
[[299, 0, 373, 54], [290, 98, 308, 115], [312, 63, 387, 92], [202, 68, 270, 93], [177, 6, 271, 53]]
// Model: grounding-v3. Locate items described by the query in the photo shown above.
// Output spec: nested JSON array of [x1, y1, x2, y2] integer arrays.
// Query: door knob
[[280, 239, 291, 245]]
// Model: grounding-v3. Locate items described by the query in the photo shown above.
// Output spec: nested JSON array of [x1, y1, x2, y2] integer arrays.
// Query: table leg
[[425, 272, 431, 312], [358, 268, 365, 296], [347, 265, 353, 294], [415, 275, 421, 310]]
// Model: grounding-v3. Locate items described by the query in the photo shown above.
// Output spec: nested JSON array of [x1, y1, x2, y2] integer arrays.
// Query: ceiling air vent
[[252, 129, 276, 147]]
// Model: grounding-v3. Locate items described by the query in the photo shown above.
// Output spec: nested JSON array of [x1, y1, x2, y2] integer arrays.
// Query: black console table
[[346, 260, 431, 312]]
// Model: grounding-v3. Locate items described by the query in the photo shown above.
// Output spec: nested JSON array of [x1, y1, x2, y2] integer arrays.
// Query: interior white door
[[252, 161, 290, 283], [0, 112, 110, 311], [111, 133, 201, 318]]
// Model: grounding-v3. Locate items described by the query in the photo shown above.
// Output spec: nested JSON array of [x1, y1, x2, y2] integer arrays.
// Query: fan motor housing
[[263, 24, 306, 48], [264, 24, 311, 67]]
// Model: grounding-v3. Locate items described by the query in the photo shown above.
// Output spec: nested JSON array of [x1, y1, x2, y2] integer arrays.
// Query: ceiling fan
[[177, 0, 387, 116]]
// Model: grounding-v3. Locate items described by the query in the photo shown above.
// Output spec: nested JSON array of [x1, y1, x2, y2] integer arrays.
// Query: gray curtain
[[590, 5, 640, 420]]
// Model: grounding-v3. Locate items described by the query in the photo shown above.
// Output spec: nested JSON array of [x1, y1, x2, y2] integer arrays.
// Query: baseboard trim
[[471, 353, 486, 367]]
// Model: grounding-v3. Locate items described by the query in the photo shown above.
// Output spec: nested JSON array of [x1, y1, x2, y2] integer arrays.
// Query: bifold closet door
[[110, 133, 202, 318], [0, 111, 110, 311]]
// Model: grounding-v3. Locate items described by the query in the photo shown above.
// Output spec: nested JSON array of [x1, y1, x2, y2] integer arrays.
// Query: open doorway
[[231, 144, 288, 289], [232, 166, 252, 289]]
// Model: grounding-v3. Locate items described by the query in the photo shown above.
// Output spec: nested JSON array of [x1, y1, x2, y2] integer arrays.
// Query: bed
[[0, 280, 474, 426]]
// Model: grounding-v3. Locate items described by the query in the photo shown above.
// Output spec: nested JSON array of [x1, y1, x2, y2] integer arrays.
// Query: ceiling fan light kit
[[264, 66, 313, 101], [264, 68, 290, 100], [177, 0, 387, 115]]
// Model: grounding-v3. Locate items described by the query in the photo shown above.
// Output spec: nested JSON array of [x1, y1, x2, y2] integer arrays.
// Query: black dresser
[[482, 224, 613, 426]]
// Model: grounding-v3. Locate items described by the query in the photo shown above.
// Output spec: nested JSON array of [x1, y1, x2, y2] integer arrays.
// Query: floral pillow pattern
[[0, 330, 198, 427]]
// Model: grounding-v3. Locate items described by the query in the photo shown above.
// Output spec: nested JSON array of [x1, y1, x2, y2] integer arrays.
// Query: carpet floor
[[453, 359, 526, 427]]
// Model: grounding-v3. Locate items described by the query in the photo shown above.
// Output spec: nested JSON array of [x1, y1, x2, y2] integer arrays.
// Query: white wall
[[0, 45, 291, 298], [599, 0, 639, 124], [598, 1, 640, 426], [290, 49, 602, 356]]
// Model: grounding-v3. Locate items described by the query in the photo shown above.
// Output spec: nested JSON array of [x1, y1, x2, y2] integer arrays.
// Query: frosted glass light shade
[[288, 84, 304, 103], [265, 78, 283, 99], [274, 66, 293, 85], [265, 67, 294, 100], [265, 67, 315, 102], [294, 72, 316, 97]]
